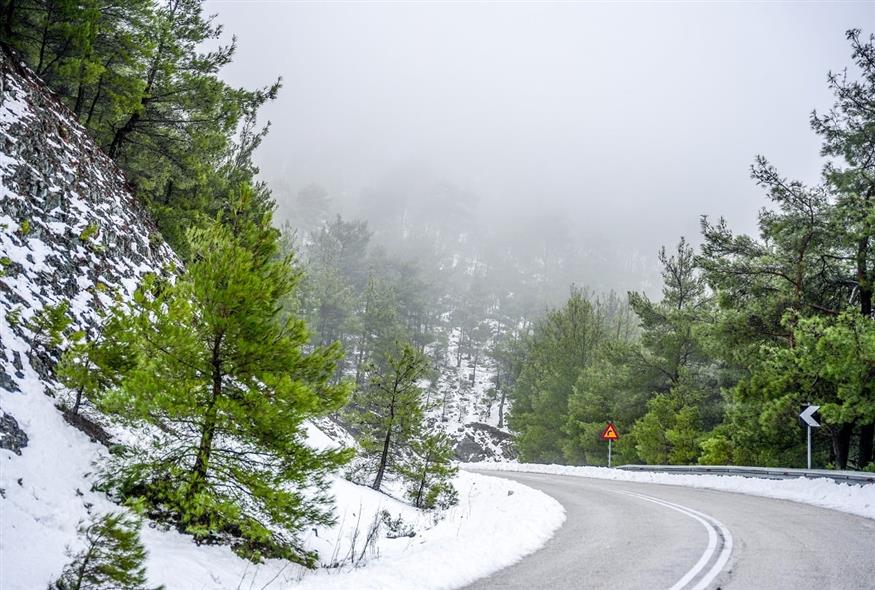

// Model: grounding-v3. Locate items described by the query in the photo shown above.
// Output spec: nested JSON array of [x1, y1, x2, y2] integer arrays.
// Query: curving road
[[463, 470, 875, 590]]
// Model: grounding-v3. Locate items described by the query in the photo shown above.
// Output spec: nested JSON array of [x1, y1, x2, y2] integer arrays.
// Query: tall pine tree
[[94, 195, 351, 564]]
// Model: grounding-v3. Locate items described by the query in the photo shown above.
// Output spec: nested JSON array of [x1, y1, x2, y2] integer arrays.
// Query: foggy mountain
[[210, 1, 871, 295]]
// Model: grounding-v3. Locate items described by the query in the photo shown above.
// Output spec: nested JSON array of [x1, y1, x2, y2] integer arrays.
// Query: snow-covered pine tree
[[52, 511, 160, 590]]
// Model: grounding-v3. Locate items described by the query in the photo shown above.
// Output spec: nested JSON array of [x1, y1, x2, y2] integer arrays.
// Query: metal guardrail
[[617, 464, 875, 485]]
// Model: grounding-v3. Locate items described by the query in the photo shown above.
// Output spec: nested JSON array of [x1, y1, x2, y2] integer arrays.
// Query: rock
[[0, 412, 28, 455], [0, 368, 19, 392], [451, 422, 518, 462]]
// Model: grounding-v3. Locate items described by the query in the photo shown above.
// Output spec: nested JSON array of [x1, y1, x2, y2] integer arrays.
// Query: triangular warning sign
[[601, 422, 619, 441]]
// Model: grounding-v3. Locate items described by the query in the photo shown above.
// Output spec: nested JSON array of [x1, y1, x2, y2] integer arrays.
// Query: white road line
[[618, 491, 733, 590]]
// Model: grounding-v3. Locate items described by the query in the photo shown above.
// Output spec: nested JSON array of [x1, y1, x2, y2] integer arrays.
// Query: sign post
[[601, 422, 619, 468], [799, 404, 821, 469]]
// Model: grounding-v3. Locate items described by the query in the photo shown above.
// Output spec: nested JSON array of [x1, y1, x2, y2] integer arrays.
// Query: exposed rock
[[0, 368, 19, 392], [62, 409, 111, 447], [0, 412, 27, 454], [451, 422, 517, 462]]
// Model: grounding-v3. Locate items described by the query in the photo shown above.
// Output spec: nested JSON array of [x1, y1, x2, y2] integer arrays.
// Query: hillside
[[0, 45, 176, 444]]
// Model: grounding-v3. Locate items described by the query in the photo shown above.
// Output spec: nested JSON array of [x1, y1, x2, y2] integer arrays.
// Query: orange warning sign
[[601, 422, 619, 441]]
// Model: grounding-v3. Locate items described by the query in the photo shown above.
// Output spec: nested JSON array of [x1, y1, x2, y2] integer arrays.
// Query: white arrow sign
[[800, 405, 821, 428]]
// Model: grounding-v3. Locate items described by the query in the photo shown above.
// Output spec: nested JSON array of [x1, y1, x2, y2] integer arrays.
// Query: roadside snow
[[279, 471, 565, 590], [467, 462, 875, 521]]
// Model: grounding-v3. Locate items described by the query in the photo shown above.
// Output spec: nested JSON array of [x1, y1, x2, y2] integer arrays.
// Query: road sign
[[601, 422, 619, 441], [601, 422, 619, 468], [799, 405, 820, 428], [799, 404, 821, 469]]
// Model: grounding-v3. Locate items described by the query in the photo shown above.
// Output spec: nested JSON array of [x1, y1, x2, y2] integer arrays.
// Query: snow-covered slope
[[0, 48, 563, 589], [428, 325, 517, 462], [0, 46, 176, 439]]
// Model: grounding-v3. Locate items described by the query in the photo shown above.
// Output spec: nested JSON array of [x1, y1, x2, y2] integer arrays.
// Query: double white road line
[[618, 490, 734, 590]]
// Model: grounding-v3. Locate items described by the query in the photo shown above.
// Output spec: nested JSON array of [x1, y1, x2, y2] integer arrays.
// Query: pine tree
[[810, 29, 875, 467], [56, 309, 134, 416], [623, 238, 717, 465], [94, 196, 351, 565], [398, 432, 458, 509], [352, 343, 429, 492], [25, 299, 72, 355], [354, 277, 405, 386], [2, 0, 280, 256], [52, 511, 160, 590]]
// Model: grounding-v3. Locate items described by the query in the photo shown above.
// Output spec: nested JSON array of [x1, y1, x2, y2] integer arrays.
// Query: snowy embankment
[[1, 371, 564, 590], [467, 462, 875, 521], [141, 469, 564, 590]]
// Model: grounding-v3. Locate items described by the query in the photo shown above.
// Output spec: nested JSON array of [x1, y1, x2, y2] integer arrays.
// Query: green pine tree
[[507, 289, 610, 463], [351, 343, 429, 492], [94, 197, 351, 565], [56, 309, 135, 416], [398, 432, 458, 509], [52, 511, 161, 590], [26, 300, 72, 354]]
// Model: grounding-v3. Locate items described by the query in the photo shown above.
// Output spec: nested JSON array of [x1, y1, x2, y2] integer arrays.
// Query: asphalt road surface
[[463, 470, 875, 590]]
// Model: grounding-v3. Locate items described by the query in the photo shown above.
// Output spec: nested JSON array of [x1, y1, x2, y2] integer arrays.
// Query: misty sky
[[208, 1, 874, 272]]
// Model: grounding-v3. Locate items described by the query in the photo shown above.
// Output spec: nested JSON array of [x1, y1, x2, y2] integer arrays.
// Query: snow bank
[[467, 462, 875, 520], [281, 471, 564, 590]]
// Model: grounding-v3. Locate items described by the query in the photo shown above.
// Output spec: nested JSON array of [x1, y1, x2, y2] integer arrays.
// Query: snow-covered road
[[463, 470, 875, 590]]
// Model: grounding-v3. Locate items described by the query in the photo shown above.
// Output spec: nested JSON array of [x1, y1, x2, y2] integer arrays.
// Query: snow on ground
[[279, 471, 564, 590], [468, 462, 875, 521]]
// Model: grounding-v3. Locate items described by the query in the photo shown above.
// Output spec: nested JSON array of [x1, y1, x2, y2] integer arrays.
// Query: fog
[[208, 1, 874, 294]]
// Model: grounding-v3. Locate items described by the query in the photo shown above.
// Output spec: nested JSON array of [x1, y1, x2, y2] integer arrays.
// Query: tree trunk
[[83, 71, 104, 128], [72, 59, 87, 116], [36, 2, 52, 75], [413, 461, 429, 508], [355, 329, 366, 385], [190, 333, 223, 496], [72, 542, 96, 590], [372, 393, 395, 491], [471, 349, 478, 385], [107, 33, 165, 157], [859, 422, 874, 468], [834, 423, 854, 470], [456, 331, 463, 368], [372, 426, 392, 491], [107, 111, 140, 158], [498, 389, 506, 429], [72, 387, 83, 415]]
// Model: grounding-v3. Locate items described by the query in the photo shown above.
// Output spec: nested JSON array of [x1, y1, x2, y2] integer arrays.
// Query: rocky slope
[[0, 44, 176, 450], [428, 326, 518, 462]]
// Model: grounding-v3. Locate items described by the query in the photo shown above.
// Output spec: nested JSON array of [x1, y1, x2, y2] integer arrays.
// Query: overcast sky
[[207, 1, 874, 264]]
